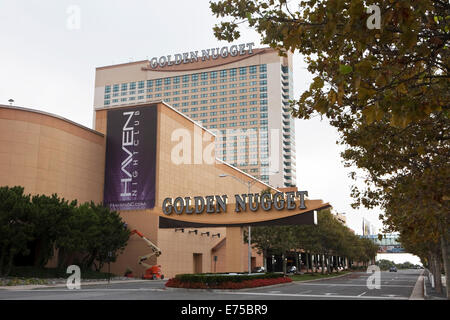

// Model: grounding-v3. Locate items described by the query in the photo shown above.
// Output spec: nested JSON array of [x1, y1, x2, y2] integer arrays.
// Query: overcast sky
[[0, 0, 385, 234]]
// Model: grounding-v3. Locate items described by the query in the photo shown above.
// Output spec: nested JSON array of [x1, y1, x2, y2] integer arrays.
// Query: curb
[[0, 279, 156, 291], [409, 270, 424, 300]]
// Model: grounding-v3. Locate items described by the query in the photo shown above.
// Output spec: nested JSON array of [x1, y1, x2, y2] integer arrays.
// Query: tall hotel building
[[93, 44, 296, 188]]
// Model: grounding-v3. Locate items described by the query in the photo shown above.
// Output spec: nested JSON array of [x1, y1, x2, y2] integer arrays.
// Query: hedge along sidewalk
[[289, 271, 352, 283]]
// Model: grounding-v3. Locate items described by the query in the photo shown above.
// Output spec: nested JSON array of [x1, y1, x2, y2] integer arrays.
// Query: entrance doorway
[[193, 253, 203, 274]]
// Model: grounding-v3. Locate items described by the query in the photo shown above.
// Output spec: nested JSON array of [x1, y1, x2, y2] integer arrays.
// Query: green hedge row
[[174, 272, 285, 284]]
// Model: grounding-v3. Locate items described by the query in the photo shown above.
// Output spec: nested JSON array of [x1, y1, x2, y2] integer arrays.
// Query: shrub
[[166, 273, 291, 289]]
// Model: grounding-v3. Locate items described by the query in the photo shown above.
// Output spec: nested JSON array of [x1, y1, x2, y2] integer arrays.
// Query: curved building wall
[[0, 105, 105, 204]]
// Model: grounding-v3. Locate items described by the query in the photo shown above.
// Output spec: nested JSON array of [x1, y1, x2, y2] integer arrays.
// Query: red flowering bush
[[165, 274, 291, 289]]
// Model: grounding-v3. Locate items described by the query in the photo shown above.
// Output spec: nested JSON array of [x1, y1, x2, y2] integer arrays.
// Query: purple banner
[[103, 104, 157, 210]]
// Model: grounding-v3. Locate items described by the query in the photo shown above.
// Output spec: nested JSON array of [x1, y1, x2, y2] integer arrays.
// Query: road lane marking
[[358, 291, 367, 297], [220, 291, 408, 300], [293, 283, 414, 288]]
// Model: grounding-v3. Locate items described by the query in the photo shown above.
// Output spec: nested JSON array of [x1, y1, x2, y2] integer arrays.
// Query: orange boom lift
[[130, 229, 164, 280]]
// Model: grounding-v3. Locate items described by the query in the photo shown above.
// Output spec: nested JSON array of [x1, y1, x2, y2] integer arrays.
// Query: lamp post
[[219, 173, 256, 274]]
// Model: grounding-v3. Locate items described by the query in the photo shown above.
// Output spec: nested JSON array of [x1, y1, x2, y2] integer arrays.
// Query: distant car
[[389, 266, 397, 272], [287, 266, 297, 273], [252, 266, 265, 273]]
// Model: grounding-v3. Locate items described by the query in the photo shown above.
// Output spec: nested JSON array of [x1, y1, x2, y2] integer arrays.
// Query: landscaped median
[[165, 273, 292, 289]]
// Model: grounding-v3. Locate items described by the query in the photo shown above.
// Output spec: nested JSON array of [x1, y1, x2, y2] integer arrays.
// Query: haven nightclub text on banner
[[103, 104, 157, 211]]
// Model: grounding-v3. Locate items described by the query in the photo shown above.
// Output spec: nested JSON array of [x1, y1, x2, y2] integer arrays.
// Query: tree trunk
[[263, 249, 268, 272], [5, 249, 15, 276], [0, 245, 7, 276], [305, 252, 310, 273], [295, 251, 299, 274], [431, 251, 442, 294], [282, 253, 287, 275], [321, 255, 324, 274], [441, 234, 450, 299]]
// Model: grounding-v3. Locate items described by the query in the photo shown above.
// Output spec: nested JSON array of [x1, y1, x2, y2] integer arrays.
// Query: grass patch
[[289, 271, 350, 282]]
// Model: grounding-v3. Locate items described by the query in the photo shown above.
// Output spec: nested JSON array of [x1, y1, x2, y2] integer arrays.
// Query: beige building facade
[[0, 102, 329, 279]]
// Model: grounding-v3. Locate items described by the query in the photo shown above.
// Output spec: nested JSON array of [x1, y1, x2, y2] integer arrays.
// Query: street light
[[219, 173, 257, 274]]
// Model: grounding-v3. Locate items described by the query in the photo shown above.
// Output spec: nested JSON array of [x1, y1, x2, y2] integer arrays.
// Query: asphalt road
[[0, 269, 422, 300]]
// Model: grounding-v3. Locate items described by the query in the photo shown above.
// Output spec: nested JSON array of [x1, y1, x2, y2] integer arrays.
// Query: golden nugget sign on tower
[[162, 191, 309, 215]]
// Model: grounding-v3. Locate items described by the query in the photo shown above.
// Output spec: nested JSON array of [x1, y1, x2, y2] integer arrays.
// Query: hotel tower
[[93, 43, 296, 188]]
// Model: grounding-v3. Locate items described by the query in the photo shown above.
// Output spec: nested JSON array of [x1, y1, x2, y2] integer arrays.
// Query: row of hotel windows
[[200, 120, 268, 129], [188, 113, 267, 120], [104, 65, 267, 93], [105, 97, 268, 106], [105, 86, 267, 98], [181, 106, 266, 113]]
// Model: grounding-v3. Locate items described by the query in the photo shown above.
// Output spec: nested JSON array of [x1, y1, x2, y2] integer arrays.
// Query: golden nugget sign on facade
[[162, 191, 308, 215]]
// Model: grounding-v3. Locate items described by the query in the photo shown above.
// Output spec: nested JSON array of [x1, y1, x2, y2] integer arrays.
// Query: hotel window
[[229, 83, 237, 88], [191, 114, 198, 118], [230, 116, 237, 120], [138, 89, 145, 94], [191, 88, 198, 93], [210, 71, 218, 79], [240, 95, 247, 100], [129, 91, 136, 95], [200, 93, 207, 98], [147, 80, 153, 87], [173, 97, 180, 101], [260, 100, 268, 105], [210, 92, 217, 97], [121, 92, 127, 96], [200, 112, 208, 117], [249, 75, 257, 79], [239, 108, 247, 112], [173, 76, 180, 84], [201, 72, 208, 80], [201, 100, 208, 104], [210, 99, 217, 103], [104, 94, 110, 99], [260, 80, 267, 85], [164, 92, 171, 96], [113, 93, 119, 97], [260, 64, 267, 72], [173, 84, 180, 89], [191, 107, 198, 111], [210, 125, 217, 128], [182, 103, 189, 107], [210, 80, 217, 84], [191, 82, 198, 87], [156, 79, 162, 86], [129, 82, 136, 90], [164, 78, 171, 85], [182, 108, 189, 112], [220, 117, 227, 121], [211, 86, 217, 90], [230, 109, 237, 114], [220, 70, 227, 77], [260, 120, 268, 125], [250, 94, 257, 99], [239, 76, 247, 80], [210, 105, 217, 109], [260, 73, 267, 79], [121, 98, 127, 102], [260, 93, 268, 98], [210, 118, 217, 122], [260, 106, 268, 111], [147, 94, 153, 98], [183, 83, 189, 88], [220, 104, 227, 109], [249, 65, 257, 74], [250, 114, 258, 118], [230, 68, 237, 76], [201, 106, 208, 110], [220, 98, 227, 102], [240, 102, 247, 106], [191, 101, 198, 105], [240, 82, 247, 87], [250, 120, 257, 125], [105, 85, 111, 93], [191, 95, 198, 99], [220, 124, 227, 128], [260, 86, 267, 92], [240, 115, 247, 119], [121, 83, 128, 91], [240, 89, 247, 93], [129, 97, 136, 101], [113, 84, 119, 92], [138, 81, 145, 89], [155, 93, 161, 97], [173, 103, 179, 107], [230, 103, 237, 107], [182, 75, 189, 83], [230, 77, 237, 82], [104, 100, 110, 105], [260, 113, 268, 118], [201, 81, 208, 86], [220, 110, 227, 114], [250, 101, 258, 105], [138, 96, 144, 100], [201, 87, 208, 91], [192, 74, 199, 81]]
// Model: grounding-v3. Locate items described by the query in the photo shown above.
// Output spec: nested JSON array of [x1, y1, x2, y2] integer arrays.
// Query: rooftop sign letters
[[162, 191, 308, 215], [149, 42, 255, 69]]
